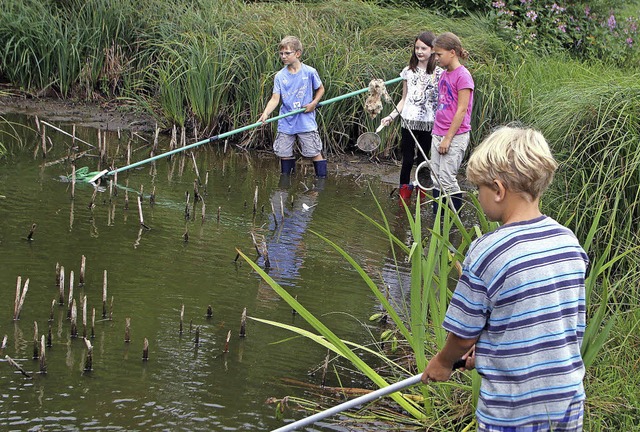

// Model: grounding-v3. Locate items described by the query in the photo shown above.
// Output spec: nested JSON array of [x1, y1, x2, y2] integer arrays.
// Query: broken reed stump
[[0, 335, 7, 355], [41, 123, 47, 159], [194, 326, 200, 347], [179, 304, 184, 334], [102, 270, 108, 318], [13, 277, 29, 321], [224, 330, 231, 353], [67, 270, 74, 319], [79, 255, 86, 286], [321, 349, 330, 387], [91, 308, 95, 339], [183, 224, 189, 242], [49, 299, 55, 322], [239, 307, 247, 338], [71, 165, 76, 199], [193, 179, 200, 203], [206, 305, 213, 319], [33, 322, 39, 359], [84, 338, 93, 371], [137, 195, 150, 230], [109, 296, 114, 321], [26, 223, 36, 241], [280, 195, 285, 220], [88, 186, 97, 210], [143, 338, 149, 361], [82, 295, 87, 339], [201, 202, 206, 224], [271, 202, 278, 228], [5, 355, 32, 378], [70, 299, 78, 338], [47, 323, 52, 347], [251, 232, 270, 269], [217, 206, 221, 224], [59, 266, 65, 305], [55, 262, 61, 289], [39, 335, 46, 374], [184, 191, 191, 220], [124, 317, 131, 343], [253, 186, 258, 214]]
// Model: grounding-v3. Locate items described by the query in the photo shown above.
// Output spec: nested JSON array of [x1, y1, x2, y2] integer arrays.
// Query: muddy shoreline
[[0, 96, 401, 184]]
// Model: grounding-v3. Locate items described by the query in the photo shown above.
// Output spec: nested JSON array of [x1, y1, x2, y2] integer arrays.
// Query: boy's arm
[[436, 88, 471, 154], [422, 332, 477, 383], [303, 84, 324, 113], [258, 93, 281, 123]]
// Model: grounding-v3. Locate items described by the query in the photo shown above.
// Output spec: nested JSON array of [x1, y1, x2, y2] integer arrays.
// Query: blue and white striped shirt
[[444, 215, 588, 428]]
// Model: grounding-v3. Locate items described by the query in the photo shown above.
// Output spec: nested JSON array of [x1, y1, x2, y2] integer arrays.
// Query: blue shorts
[[477, 399, 584, 432], [273, 131, 323, 158]]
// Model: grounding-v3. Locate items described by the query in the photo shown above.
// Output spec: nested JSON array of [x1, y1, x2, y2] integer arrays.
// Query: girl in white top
[[381, 31, 443, 206]]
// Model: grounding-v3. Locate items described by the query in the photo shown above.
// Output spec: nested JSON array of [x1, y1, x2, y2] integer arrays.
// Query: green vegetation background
[[1, 0, 639, 429]]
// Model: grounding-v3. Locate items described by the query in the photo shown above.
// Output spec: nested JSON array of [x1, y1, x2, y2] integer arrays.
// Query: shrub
[[486, 1, 638, 67]]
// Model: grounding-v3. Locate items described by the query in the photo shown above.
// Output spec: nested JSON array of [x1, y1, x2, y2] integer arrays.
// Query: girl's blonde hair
[[466, 126, 558, 200], [434, 32, 469, 61], [279, 36, 303, 53]]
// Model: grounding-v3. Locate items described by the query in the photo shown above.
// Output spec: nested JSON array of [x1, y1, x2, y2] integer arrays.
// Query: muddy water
[[0, 114, 420, 431]]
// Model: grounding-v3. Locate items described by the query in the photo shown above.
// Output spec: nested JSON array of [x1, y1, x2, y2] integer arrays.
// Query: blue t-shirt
[[273, 63, 322, 134], [444, 215, 588, 428]]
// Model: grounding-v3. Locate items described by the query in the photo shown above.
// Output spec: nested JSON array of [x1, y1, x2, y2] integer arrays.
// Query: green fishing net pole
[[72, 77, 402, 183]]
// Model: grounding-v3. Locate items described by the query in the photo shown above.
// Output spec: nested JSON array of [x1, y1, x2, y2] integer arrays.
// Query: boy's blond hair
[[279, 36, 303, 53], [466, 126, 558, 200]]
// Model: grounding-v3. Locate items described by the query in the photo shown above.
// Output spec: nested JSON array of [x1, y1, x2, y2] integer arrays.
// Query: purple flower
[[626, 37, 634, 47], [558, 24, 567, 33], [526, 10, 538, 21], [585, 6, 591, 17], [492, 1, 505, 8], [608, 14, 617, 31]]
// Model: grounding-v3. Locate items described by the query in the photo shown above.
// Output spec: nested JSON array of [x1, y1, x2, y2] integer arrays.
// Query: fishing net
[[68, 167, 106, 183]]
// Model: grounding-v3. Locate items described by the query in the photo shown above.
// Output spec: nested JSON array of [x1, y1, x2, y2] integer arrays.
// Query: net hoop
[[356, 132, 381, 152], [414, 160, 433, 191]]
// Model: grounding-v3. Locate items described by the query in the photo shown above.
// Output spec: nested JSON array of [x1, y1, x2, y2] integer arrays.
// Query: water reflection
[[261, 174, 326, 287]]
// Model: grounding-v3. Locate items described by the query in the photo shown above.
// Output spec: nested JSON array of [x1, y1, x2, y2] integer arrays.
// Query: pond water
[[0, 113, 424, 431]]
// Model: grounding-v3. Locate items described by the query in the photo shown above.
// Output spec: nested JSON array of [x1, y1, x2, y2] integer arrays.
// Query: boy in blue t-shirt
[[422, 126, 588, 431], [259, 36, 327, 178]]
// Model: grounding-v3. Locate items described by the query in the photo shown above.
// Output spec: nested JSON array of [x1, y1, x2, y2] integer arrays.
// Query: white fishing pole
[[271, 374, 422, 432]]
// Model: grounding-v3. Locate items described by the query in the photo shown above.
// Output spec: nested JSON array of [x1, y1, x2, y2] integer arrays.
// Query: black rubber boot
[[313, 160, 327, 178], [451, 192, 463, 212], [432, 188, 441, 215], [280, 158, 296, 175]]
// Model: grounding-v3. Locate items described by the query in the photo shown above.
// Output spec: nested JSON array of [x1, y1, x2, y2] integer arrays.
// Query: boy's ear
[[493, 179, 507, 202]]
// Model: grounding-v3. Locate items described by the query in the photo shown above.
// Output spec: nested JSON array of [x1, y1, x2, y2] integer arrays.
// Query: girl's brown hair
[[409, 31, 438, 74], [433, 32, 469, 61]]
